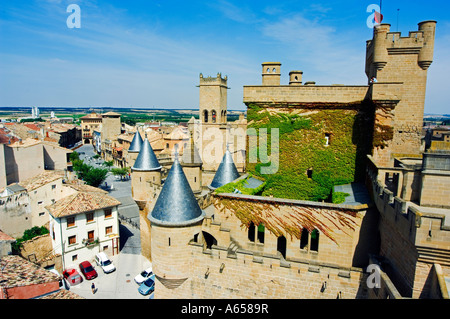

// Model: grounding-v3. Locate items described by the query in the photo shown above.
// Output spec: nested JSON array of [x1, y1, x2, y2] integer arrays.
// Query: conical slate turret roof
[[131, 138, 161, 171], [128, 131, 144, 153], [148, 156, 204, 226], [209, 149, 240, 190]]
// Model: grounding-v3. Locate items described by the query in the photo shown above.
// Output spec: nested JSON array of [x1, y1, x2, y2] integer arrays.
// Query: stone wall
[[367, 160, 450, 298]]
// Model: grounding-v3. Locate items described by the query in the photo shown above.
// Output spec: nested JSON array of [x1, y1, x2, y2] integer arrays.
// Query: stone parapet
[[243, 85, 369, 105]]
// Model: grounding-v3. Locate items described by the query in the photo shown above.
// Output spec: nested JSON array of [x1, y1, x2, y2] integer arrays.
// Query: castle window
[[300, 228, 309, 249], [168, 237, 171, 246], [257, 223, 265, 244], [277, 235, 287, 259], [310, 229, 320, 252], [212, 110, 216, 123], [273, 68, 276, 72], [194, 177, 197, 183], [248, 221, 255, 242], [325, 133, 330, 146], [266, 68, 270, 73], [204, 110, 209, 123]]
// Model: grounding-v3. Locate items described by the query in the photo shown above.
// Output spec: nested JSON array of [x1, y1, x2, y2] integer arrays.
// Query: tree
[[111, 167, 130, 180], [69, 151, 80, 162], [103, 160, 114, 168], [72, 159, 90, 180], [83, 167, 108, 187]]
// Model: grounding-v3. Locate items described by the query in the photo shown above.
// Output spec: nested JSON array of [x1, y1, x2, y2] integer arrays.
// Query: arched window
[[277, 235, 287, 259], [202, 231, 217, 249], [223, 110, 227, 123], [204, 110, 209, 123], [212, 110, 216, 123], [266, 67, 270, 73], [273, 68, 276, 72]]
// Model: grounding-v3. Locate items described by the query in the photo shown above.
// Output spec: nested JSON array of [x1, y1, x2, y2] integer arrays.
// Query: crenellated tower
[[365, 21, 437, 166]]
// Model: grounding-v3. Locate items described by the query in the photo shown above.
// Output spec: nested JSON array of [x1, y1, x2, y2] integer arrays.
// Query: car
[[138, 274, 155, 296], [63, 268, 83, 286], [134, 266, 153, 284], [95, 252, 116, 274], [79, 261, 98, 280]]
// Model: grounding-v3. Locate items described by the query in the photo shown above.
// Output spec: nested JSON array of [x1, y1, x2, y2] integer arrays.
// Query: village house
[[46, 184, 121, 270]]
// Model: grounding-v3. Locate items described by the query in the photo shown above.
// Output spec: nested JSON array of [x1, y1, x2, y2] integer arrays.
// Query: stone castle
[[130, 20, 450, 299]]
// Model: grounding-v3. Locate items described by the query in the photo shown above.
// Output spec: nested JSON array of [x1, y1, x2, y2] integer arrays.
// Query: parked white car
[[95, 252, 116, 274], [134, 267, 153, 284]]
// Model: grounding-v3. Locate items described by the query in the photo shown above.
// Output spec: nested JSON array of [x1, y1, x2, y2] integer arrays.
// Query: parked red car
[[63, 268, 83, 286], [79, 261, 98, 280]]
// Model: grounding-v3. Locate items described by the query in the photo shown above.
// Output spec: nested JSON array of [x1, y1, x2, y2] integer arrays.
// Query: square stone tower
[[365, 21, 437, 166], [199, 73, 228, 125], [197, 73, 229, 173]]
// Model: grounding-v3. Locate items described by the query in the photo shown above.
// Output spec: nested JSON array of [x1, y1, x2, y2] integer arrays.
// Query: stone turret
[[181, 131, 203, 194], [148, 155, 205, 296], [131, 138, 162, 209], [365, 20, 437, 166], [418, 20, 437, 70], [127, 131, 144, 167]]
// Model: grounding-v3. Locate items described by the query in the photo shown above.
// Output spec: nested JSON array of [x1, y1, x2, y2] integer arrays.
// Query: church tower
[[199, 72, 228, 125], [197, 73, 230, 182]]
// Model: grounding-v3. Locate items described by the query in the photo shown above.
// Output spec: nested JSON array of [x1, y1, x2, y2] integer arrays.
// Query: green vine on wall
[[246, 103, 374, 202], [214, 196, 359, 245]]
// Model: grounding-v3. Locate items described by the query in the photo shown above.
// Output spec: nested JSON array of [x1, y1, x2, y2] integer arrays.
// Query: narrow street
[[67, 144, 152, 299]]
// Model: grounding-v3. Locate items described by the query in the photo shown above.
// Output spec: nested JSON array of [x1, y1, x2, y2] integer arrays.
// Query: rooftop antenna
[[396, 8, 400, 32]]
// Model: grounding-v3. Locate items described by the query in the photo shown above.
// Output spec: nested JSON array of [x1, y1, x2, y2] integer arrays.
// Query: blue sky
[[0, 0, 449, 113]]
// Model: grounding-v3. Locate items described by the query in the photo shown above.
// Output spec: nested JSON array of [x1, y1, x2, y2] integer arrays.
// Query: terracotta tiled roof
[[0, 255, 59, 289], [38, 289, 85, 299], [24, 123, 40, 131], [18, 170, 65, 192], [0, 230, 15, 241], [65, 183, 108, 194], [46, 191, 121, 218]]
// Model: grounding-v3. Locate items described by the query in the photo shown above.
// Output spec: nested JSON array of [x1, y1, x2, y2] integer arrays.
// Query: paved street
[[67, 224, 153, 299], [67, 144, 151, 299]]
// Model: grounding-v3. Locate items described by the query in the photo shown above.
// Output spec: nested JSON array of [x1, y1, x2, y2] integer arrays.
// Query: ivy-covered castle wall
[[245, 102, 375, 202]]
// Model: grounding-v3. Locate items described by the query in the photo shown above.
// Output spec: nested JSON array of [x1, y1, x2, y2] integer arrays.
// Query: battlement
[[367, 21, 436, 73], [199, 73, 228, 87]]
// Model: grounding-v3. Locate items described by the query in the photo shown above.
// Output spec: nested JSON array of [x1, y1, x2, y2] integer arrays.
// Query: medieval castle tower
[[130, 20, 449, 299]]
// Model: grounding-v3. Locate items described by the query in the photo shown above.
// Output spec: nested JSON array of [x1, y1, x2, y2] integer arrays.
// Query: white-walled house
[[46, 187, 121, 270]]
